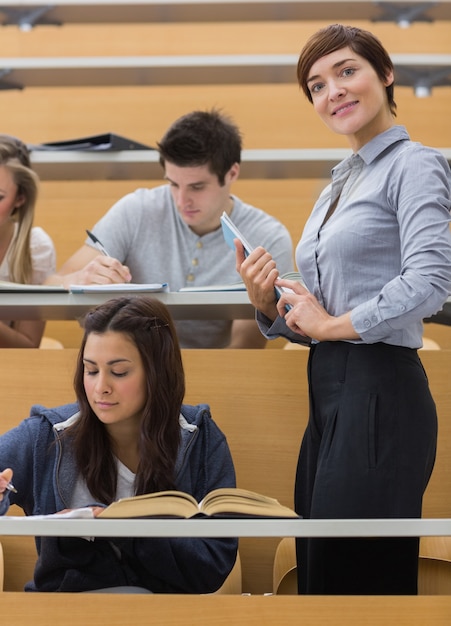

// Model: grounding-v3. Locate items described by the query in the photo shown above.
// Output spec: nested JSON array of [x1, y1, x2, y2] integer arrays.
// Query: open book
[[96, 487, 299, 519]]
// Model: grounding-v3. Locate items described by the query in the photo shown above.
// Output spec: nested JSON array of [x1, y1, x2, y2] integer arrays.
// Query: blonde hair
[[0, 135, 39, 283]]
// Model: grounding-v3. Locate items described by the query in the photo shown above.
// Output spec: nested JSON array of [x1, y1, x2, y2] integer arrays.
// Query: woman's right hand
[[235, 240, 280, 321]]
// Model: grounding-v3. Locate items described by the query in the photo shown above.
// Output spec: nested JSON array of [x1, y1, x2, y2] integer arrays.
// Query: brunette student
[[237, 24, 451, 594], [0, 134, 56, 347], [46, 109, 293, 349], [0, 296, 237, 593]]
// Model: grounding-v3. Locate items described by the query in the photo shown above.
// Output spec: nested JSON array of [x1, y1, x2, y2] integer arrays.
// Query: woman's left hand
[[276, 279, 358, 342], [55, 506, 105, 517]]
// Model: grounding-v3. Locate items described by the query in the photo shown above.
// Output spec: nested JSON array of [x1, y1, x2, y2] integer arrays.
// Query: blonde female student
[[0, 296, 237, 593], [236, 24, 451, 595], [0, 134, 56, 347]]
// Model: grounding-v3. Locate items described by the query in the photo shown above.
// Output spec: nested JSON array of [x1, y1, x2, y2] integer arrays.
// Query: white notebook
[[69, 283, 169, 293]]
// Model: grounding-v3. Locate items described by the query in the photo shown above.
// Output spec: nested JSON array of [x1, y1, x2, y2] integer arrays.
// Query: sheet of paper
[[5, 507, 95, 521], [69, 283, 169, 293], [179, 283, 246, 292]]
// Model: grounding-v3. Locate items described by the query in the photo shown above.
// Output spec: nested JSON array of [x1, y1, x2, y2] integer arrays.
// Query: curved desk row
[[0, 290, 450, 325], [0, 53, 449, 94], [0, 291, 254, 321], [26, 147, 451, 181], [1, 0, 450, 26], [0, 594, 449, 626], [1, 516, 451, 538], [1, 516, 451, 625]]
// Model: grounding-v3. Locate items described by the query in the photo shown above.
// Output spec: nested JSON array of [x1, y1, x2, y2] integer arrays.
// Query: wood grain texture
[[0, 349, 450, 593], [1, 593, 451, 625]]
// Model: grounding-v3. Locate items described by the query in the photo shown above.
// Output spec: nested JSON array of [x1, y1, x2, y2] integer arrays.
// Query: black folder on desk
[[29, 132, 155, 152]]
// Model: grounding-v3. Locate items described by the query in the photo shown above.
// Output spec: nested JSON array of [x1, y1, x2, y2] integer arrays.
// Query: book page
[[5, 507, 95, 521], [97, 490, 200, 519], [200, 488, 299, 518], [92, 488, 299, 519]]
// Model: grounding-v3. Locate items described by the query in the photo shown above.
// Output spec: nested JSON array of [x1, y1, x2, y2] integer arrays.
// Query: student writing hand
[[235, 240, 280, 321], [73, 255, 132, 286], [55, 506, 105, 517], [0, 467, 14, 501]]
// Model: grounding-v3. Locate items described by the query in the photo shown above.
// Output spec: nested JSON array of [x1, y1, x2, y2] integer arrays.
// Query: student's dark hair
[[71, 296, 185, 503], [156, 108, 242, 185], [296, 24, 397, 117]]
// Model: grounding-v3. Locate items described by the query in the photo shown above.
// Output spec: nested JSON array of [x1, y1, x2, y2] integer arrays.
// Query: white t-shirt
[[70, 459, 135, 509], [0, 224, 56, 283], [88, 185, 294, 348]]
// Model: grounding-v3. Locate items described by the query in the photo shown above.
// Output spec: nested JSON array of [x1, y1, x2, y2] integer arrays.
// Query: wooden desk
[[1, 291, 451, 325], [2, 516, 451, 621], [1, 516, 451, 538], [0, 348, 450, 595], [30, 148, 355, 181], [29, 147, 451, 181], [6, 592, 451, 626], [0, 53, 449, 92], [1, 0, 451, 26], [0, 291, 254, 321], [2, 593, 451, 626]]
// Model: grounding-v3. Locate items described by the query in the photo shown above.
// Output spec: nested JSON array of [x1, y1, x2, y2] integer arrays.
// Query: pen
[[4, 481, 17, 494], [86, 229, 111, 257]]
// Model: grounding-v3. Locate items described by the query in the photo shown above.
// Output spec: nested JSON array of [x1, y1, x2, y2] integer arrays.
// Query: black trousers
[[295, 341, 437, 595]]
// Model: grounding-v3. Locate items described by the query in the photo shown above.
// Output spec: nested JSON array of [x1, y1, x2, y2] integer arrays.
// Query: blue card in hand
[[220, 211, 294, 310], [220, 211, 254, 256]]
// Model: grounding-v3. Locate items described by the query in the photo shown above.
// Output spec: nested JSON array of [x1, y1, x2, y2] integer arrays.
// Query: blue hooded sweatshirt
[[0, 402, 237, 593]]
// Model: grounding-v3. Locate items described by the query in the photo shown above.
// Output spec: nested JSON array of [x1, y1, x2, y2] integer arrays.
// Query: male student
[[47, 109, 294, 348]]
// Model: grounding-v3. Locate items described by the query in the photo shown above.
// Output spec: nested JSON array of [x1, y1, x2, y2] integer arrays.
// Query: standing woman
[[0, 134, 56, 347], [237, 24, 451, 594], [0, 296, 237, 592]]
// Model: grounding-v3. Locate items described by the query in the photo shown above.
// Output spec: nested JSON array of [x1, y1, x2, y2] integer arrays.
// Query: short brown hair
[[157, 109, 242, 185], [297, 24, 397, 116]]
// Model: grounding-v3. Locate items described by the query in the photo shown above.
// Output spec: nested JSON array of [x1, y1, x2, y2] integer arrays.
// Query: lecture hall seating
[[0, 348, 450, 596], [0, 2, 449, 623], [0, 7, 448, 350]]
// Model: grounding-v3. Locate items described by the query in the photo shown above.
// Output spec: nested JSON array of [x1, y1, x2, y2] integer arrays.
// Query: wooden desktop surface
[[2, 593, 451, 626], [0, 291, 254, 321], [1, 348, 451, 594], [3, 0, 451, 25], [1, 517, 450, 538], [0, 291, 450, 326]]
